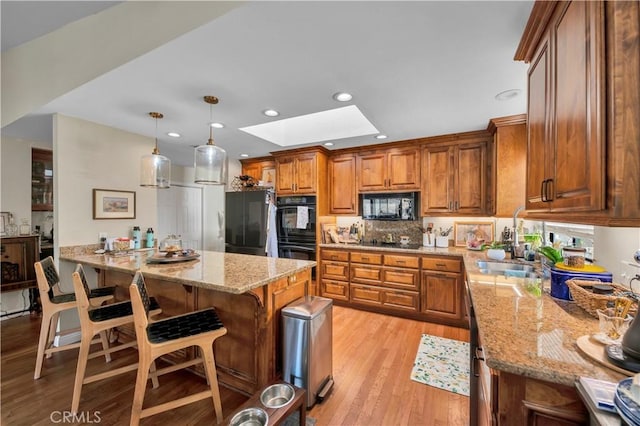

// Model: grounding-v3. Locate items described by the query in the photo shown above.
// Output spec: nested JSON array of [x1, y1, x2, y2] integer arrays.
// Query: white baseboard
[[54, 331, 82, 346]]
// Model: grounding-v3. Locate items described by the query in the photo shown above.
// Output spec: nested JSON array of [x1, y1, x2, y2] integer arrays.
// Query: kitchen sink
[[476, 260, 537, 278]]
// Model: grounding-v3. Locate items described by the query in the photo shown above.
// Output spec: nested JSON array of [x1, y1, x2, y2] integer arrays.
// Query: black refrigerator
[[225, 190, 269, 256]]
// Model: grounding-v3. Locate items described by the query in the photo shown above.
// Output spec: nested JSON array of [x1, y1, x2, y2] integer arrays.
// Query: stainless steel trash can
[[282, 295, 334, 408]]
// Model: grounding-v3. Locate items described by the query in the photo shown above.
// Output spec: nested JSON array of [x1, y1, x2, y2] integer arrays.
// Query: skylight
[[239, 105, 379, 146]]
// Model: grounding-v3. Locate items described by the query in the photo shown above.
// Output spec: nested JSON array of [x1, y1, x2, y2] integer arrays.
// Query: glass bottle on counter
[[132, 226, 141, 249], [5, 215, 18, 236]]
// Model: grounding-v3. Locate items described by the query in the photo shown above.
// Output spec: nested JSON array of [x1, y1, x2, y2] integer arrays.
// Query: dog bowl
[[229, 407, 268, 426], [260, 383, 295, 408]]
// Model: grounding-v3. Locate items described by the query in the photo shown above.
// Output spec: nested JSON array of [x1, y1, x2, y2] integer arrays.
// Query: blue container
[[550, 267, 613, 300]]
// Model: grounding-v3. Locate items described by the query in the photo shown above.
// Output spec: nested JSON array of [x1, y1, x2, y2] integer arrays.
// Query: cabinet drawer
[[384, 254, 419, 268], [320, 261, 349, 281], [350, 252, 383, 265], [382, 268, 419, 291], [422, 256, 462, 273], [321, 249, 349, 262], [350, 284, 383, 305], [382, 289, 419, 312], [321, 279, 349, 301], [351, 265, 383, 284]]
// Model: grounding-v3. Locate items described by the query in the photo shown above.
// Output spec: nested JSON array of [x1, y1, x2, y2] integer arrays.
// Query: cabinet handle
[[540, 179, 547, 202], [449, 201, 453, 210], [361, 257, 369, 261], [435, 263, 446, 267], [454, 201, 458, 211], [546, 179, 554, 202], [396, 260, 406, 264]]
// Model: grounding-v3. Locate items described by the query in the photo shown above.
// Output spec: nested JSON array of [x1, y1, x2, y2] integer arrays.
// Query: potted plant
[[484, 241, 506, 261]]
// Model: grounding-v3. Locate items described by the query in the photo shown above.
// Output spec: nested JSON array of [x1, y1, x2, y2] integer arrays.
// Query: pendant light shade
[[194, 96, 227, 185], [141, 112, 171, 188]]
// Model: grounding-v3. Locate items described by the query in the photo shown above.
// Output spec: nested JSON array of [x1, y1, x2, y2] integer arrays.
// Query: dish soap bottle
[[145, 228, 154, 248]]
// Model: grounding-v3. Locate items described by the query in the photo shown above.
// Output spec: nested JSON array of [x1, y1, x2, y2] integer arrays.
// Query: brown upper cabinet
[[421, 137, 489, 216], [272, 147, 328, 196], [487, 115, 527, 217], [240, 157, 275, 185], [356, 147, 420, 192], [329, 153, 357, 215], [516, 1, 640, 226], [32, 148, 53, 211]]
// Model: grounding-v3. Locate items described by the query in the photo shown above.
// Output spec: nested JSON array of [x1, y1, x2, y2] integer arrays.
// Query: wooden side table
[[225, 381, 306, 426]]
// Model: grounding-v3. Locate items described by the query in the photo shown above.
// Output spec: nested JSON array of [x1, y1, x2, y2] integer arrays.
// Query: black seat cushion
[[88, 297, 159, 322], [50, 286, 117, 305], [147, 309, 224, 344]]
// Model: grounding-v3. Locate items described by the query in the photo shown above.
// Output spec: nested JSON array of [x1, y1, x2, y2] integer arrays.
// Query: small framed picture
[[93, 189, 136, 220], [454, 221, 495, 248], [0, 212, 10, 235], [261, 167, 275, 187]]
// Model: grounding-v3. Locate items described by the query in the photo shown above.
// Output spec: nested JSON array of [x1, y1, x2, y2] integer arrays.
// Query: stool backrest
[[71, 264, 92, 318], [129, 272, 151, 335], [34, 256, 60, 301]]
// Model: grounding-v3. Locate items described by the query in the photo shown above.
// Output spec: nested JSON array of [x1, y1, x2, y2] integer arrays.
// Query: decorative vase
[[487, 248, 506, 261]]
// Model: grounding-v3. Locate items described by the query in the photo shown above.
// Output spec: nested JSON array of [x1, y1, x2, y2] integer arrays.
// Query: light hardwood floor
[[1, 306, 469, 425]]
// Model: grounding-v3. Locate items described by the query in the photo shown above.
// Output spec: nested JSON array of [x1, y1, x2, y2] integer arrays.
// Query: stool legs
[[201, 344, 223, 424], [130, 353, 152, 426], [34, 310, 54, 379], [71, 332, 93, 413]]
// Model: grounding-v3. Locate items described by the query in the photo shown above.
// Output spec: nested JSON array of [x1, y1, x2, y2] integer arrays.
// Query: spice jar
[[563, 247, 586, 268]]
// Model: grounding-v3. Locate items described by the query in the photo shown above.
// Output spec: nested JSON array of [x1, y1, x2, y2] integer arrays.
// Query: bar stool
[[128, 271, 228, 425], [33, 256, 115, 380], [71, 264, 162, 414]]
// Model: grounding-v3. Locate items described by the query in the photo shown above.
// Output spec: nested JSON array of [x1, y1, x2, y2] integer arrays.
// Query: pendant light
[[140, 112, 171, 188], [194, 96, 227, 185]]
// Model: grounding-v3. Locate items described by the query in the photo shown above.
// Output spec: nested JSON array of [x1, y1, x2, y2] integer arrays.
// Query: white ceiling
[[1, 1, 533, 167]]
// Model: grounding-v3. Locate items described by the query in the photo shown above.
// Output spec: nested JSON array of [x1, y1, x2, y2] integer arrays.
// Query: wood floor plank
[[1, 306, 470, 425]]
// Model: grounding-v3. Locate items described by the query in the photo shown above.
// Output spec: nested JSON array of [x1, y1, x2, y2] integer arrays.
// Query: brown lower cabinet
[[319, 247, 466, 327]]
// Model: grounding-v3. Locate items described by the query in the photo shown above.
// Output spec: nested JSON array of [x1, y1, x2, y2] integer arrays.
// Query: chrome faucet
[[512, 205, 525, 258]]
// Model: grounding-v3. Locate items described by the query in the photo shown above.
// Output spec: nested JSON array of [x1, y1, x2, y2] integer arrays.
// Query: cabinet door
[[550, 0, 604, 212], [294, 154, 317, 194], [32, 149, 53, 211], [329, 154, 356, 214], [526, 35, 551, 211], [242, 163, 261, 181], [387, 148, 420, 190], [321, 279, 349, 301], [421, 145, 452, 214], [421, 272, 462, 321], [382, 289, 419, 312], [456, 142, 487, 214], [357, 152, 387, 192], [276, 157, 296, 194], [320, 261, 349, 281], [350, 284, 383, 306], [351, 265, 383, 285]]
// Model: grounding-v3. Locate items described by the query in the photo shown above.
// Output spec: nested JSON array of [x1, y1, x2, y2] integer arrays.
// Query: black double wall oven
[[276, 195, 316, 263]]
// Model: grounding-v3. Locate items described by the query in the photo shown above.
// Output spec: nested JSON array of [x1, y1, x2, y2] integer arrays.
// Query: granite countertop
[[320, 242, 626, 386], [319, 242, 464, 257], [59, 247, 316, 295]]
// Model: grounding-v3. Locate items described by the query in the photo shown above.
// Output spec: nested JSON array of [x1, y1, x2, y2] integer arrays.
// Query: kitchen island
[[59, 247, 315, 395]]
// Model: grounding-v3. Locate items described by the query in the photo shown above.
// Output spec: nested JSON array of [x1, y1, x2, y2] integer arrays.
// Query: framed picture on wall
[[261, 166, 275, 187], [453, 221, 495, 248], [93, 189, 136, 220]]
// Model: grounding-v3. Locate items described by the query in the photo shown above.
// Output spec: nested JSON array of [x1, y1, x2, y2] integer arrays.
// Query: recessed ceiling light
[[324, 142, 334, 146], [333, 92, 353, 102], [240, 153, 249, 158], [263, 109, 279, 117], [375, 134, 388, 140], [209, 122, 225, 129], [167, 132, 181, 138], [495, 89, 521, 101]]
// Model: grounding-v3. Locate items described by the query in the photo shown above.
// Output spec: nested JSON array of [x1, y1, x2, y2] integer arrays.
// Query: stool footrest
[[140, 390, 212, 419]]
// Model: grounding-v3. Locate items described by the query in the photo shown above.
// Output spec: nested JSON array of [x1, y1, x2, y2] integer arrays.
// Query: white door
[[157, 185, 203, 250]]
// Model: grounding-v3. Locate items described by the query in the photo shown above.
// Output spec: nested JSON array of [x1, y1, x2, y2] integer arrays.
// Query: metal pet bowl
[[260, 383, 295, 408], [229, 407, 268, 426]]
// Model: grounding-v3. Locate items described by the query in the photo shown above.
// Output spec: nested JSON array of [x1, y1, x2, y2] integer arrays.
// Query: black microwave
[[360, 192, 417, 220]]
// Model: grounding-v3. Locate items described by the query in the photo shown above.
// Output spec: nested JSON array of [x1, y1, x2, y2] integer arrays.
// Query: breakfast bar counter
[[60, 247, 316, 396]]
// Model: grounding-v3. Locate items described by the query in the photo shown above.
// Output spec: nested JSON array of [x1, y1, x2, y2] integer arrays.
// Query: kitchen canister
[[436, 236, 449, 248], [423, 232, 435, 247], [550, 267, 613, 300]]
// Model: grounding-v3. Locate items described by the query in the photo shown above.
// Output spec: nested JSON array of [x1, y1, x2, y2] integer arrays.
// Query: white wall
[[595, 226, 640, 289], [0, 135, 52, 316]]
